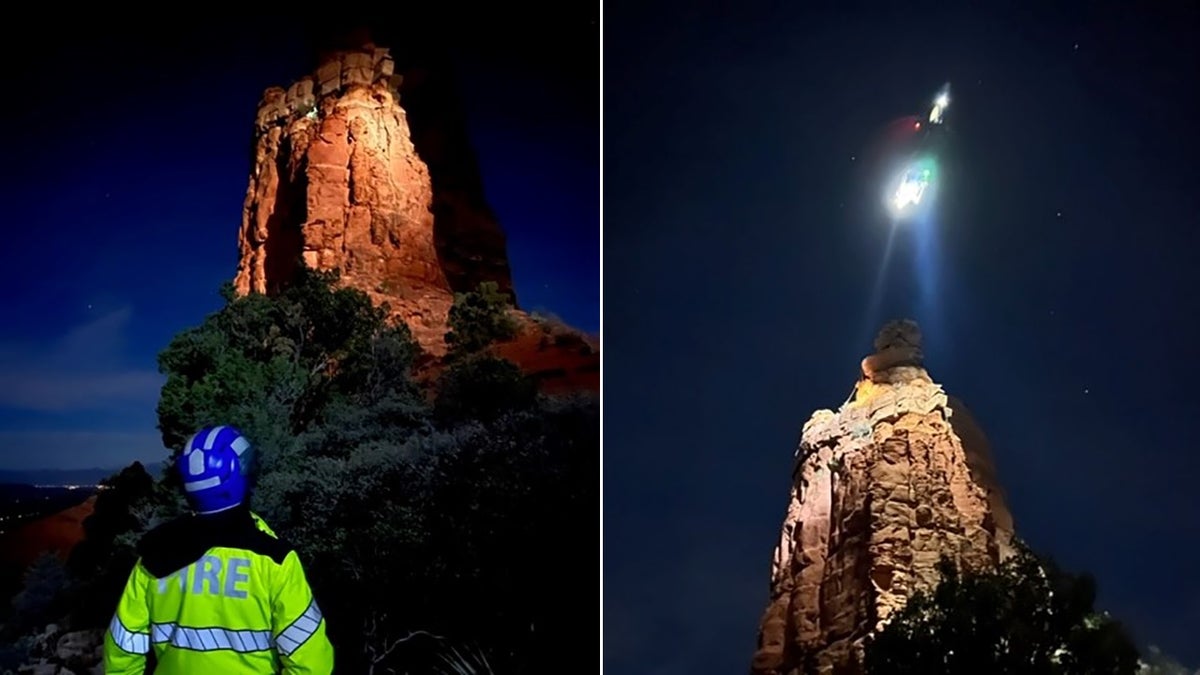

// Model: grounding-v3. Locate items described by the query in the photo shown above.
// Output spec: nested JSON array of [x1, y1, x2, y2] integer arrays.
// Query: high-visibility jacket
[[103, 507, 334, 674]]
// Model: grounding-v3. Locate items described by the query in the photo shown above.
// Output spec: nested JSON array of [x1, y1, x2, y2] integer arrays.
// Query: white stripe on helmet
[[230, 435, 250, 456], [184, 476, 222, 492], [188, 450, 205, 476], [203, 426, 227, 450]]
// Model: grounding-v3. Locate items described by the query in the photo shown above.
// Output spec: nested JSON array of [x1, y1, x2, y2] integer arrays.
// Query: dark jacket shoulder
[[137, 506, 294, 578]]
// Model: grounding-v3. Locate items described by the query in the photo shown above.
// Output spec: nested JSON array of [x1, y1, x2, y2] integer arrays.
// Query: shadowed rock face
[[751, 320, 1015, 675], [945, 395, 1016, 556], [396, 65, 515, 303], [232, 41, 514, 355]]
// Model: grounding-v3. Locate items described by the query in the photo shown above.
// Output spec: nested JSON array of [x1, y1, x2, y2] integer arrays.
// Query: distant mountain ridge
[[0, 462, 165, 486]]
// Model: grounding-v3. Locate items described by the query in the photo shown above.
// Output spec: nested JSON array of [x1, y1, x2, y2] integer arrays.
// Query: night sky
[[605, 2, 1199, 673], [0, 11, 598, 472]]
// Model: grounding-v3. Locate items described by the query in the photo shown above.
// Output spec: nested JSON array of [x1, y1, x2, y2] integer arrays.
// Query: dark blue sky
[[605, 1, 1199, 672], [0, 14, 598, 471]]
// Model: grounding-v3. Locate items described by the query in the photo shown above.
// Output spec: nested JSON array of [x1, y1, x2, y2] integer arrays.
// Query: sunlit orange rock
[[750, 320, 1014, 674], [234, 43, 456, 352], [232, 41, 596, 388]]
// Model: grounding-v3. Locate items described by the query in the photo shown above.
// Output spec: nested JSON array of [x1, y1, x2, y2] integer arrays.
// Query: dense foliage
[[445, 280, 518, 358], [864, 544, 1141, 675], [63, 462, 165, 628], [6, 267, 596, 673]]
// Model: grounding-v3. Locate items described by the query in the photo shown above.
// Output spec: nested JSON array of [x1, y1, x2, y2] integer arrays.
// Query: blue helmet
[[176, 425, 253, 514]]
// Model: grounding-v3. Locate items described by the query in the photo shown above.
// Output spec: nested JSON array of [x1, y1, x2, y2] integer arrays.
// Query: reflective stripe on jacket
[[103, 513, 334, 674]]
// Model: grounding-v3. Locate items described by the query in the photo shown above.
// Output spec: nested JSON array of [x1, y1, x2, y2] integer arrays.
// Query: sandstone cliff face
[[751, 321, 1014, 675], [232, 44, 505, 354], [232, 40, 597, 385]]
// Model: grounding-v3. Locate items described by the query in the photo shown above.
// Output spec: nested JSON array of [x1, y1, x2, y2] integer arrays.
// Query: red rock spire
[[751, 320, 1015, 674]]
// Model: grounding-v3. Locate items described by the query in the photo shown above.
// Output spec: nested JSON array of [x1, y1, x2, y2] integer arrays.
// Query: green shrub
[[48, 265, 596, 673], [445, 281, 518, 358], [865, 543, 1141, 675]]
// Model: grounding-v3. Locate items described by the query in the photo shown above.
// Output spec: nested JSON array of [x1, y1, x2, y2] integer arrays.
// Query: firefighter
[[103, 425, 335, 673]]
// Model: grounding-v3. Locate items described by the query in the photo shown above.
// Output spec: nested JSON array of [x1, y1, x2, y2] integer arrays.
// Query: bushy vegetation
[[445, 280, 518, 358], [4, 267, 597, 673], [64, 461, 165, 628], [864, 543, 1141, 675]]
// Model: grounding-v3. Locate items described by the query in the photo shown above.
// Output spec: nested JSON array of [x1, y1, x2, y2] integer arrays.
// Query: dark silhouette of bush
[[62, 461, 157, 628], [434, 354, 538, 423], [444, 281, 518, 358], [864, 543, 1141, 675]]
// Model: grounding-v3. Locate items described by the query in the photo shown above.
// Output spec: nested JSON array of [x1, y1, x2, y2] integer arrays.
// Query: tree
[[864, 544, 1141, 675], [444, 281, 518, 358], [436, 281, 535, 425], [63, 461, 160, 628], [37, 266, 597, 673], [434, 354, 537, 424], [156, 267, 395, 455]]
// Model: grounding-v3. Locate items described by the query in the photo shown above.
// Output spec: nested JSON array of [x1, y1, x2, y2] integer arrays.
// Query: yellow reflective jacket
[[103, 508, 334, 674]]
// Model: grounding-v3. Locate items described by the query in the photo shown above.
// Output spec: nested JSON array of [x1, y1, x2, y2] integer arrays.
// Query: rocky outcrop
[[231, 38, 596, 385], [494, 315, 600, 394], [751, 320, 1014, 675], [944, 395, 1015, 557], [232, 42, 510, 354], [16, 624, 104, 675]]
